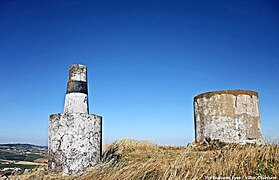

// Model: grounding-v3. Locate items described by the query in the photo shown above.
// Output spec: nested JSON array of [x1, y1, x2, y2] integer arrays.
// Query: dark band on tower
[[66, 81, 88, 94]]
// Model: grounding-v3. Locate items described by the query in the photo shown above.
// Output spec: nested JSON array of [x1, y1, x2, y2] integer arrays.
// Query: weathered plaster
[[48, 64, 102, 175], [64, 93, 88, 114], [48, 114, 102, 175], [194, 90, 263, 144], [68, 64, 87, 82]]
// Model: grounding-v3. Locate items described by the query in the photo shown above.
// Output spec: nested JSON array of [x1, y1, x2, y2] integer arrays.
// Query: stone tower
[[48, 64, 102, 175], [194, 90, 263, 144]]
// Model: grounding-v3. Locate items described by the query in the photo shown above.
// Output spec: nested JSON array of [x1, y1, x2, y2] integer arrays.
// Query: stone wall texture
[[48, 64, 102, 175], [194, 90, 263, 144], [48, 114, 101, 175]]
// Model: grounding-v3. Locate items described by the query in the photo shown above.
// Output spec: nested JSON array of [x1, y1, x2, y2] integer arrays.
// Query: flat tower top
[[194, 90, 258, 101]]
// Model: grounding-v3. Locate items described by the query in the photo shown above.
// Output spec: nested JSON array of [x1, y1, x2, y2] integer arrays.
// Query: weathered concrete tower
[[48, 64, 102, 175], [194, 90, 263, 144]]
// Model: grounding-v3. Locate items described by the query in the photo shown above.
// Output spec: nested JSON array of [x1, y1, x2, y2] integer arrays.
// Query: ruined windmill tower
[[48, 64, 102, 175], [194, 90, 263, 144]]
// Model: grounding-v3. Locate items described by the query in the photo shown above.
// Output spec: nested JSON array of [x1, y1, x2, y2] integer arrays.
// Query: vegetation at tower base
[[8, 139, 279, 179]]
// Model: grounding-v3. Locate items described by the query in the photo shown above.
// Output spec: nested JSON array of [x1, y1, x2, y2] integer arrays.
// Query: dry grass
[[15, 161, 47, 166], [9, 139, 279, 180], [33, 158, 48, 164]]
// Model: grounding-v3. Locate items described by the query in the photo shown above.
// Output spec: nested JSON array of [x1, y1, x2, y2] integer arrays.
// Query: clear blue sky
[[0, 0, 278, 146]]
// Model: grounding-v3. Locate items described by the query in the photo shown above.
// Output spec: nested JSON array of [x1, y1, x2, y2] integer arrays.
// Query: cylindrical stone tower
[[64, 64, 89, 114], [194, 90, 263, 144], [48, 64, 102, 175]]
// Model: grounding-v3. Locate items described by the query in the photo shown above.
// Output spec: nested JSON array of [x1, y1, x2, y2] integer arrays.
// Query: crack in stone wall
[[48, 113, 102, 175]]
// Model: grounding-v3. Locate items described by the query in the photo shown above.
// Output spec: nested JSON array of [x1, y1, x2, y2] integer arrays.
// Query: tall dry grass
[[9, 139, 279, 180]]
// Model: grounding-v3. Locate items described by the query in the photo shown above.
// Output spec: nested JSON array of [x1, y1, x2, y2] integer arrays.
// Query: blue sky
[[0, 0, 278, 146]]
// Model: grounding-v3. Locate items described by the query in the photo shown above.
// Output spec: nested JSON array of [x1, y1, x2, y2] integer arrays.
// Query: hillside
[[0, 144, 47, 158], [0, 143, 47, 163], [8, 139, 279, 179], [0, 144, 48, 177]]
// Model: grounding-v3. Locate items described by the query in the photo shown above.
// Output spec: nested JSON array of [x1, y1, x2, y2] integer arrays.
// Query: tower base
[[48, 113, 102, 175]]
